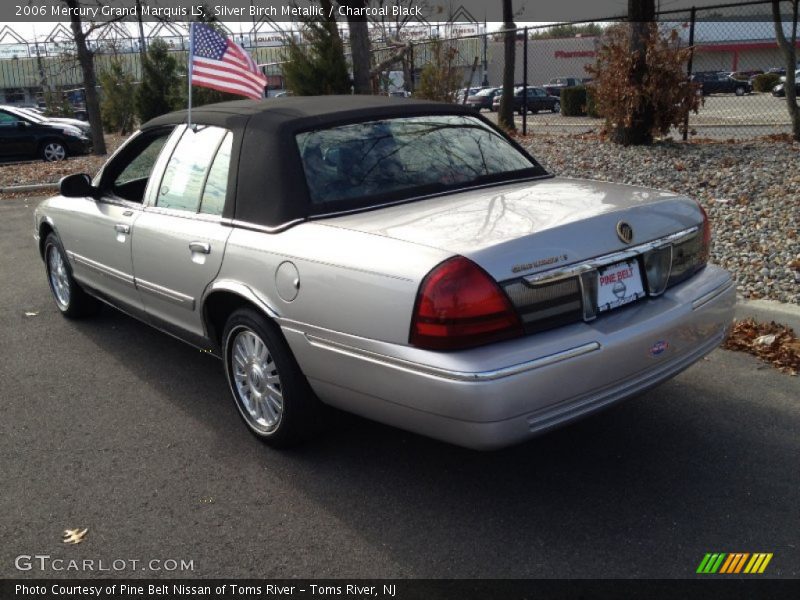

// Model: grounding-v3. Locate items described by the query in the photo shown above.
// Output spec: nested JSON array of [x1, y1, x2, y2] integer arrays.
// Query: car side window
[[199, 132, 233, 216], [99, 129, 175, 204], [114, 134, 171, 187], [157, 126, 227, 212], [0, 111, 20, 127]]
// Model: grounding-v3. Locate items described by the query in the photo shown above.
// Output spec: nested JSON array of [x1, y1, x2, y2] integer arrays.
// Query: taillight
[[667, 202, 711, 288], [698, 202, 712, 263], [410, 256, 523, 351]]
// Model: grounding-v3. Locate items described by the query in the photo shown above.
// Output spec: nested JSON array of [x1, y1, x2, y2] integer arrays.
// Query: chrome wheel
[[552, 101, 561, 113], [230, 329, 283, 433], [47, 244, 71, 310], [43, 142, 66, 161]]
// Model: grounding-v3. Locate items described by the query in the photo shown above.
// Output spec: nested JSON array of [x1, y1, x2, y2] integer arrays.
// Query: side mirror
[[17, 120, 29, 129], [59, 173, 96, 198]]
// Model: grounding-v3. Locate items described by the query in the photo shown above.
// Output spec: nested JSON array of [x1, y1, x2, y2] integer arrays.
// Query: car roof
[[142, 96, 503, 229], [142, 95, 475, 133]]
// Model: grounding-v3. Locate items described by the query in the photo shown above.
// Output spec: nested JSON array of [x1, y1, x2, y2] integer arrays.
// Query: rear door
[[132, 125, 234, 338], [531, 88, 548, 111]]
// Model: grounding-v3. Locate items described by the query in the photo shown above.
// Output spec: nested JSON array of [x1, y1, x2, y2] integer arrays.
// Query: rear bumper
[[282, 265, 736, 450]]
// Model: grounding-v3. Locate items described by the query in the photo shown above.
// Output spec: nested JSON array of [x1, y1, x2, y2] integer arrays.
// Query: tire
[[40, 139, 67, 162], [43, 233, 100, 318], [222, 308, 325, 447], [552, 101, 561, 113], [735, 86, 745, 96]]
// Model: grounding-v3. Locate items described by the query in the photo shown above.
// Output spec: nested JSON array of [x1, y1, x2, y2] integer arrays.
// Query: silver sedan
[[34, 96, 735, 450]]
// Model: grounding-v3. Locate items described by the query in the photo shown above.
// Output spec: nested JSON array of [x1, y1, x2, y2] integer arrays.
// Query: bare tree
[[338, 1, 372, 94], [772, 0, 800, 141], [497, 0, 516, 131], [63, 0, 114, 155], [615, 0, 656, 145]]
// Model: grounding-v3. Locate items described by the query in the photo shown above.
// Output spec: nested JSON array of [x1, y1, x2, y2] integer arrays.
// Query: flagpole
[[187, 22, 194, 130]]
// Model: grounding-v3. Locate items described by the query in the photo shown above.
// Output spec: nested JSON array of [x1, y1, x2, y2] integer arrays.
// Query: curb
[[0, 183, 59, 193], [735, 297, 800, 333]]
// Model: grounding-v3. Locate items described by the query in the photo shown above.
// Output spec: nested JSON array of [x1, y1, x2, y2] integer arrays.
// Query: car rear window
[[296, 115, 544, 207]]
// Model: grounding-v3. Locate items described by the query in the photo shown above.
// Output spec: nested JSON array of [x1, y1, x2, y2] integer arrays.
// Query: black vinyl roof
[[142, 96, 542, 229], [142, 96, 479, 132]]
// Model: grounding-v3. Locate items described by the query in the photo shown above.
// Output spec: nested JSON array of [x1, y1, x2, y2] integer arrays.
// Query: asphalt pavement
[[1, 196, 798, 579]]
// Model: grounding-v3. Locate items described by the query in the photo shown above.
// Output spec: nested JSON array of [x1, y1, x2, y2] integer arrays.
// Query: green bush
[[560, 86, 587, 116], [135, 39, 183, 123], [752, 73, 781, 93], [98, 60, 135, 133], [282, 18, 351, 95], [586, 85, 599, 117]]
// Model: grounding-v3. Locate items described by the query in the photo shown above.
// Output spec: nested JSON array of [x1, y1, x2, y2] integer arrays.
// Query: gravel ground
[[527, 135, 800, 305]]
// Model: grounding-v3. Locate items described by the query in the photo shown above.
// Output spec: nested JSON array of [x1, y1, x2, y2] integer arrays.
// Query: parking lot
[[485, 93, 792, 138], [1, 196, 799, 580]]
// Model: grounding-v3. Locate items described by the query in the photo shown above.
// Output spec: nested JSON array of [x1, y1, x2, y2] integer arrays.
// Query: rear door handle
[[189, 242, 211, 254], [114, 223, 130, 234]]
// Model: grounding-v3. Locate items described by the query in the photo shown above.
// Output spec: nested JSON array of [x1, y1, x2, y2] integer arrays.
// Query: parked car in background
[[454, 87, 485, 104], [772, 81, 800, 97], [466, 87, 501, 111], [771, 69, 800, 96], [34, 97, 734, 450], [691, 71, 752, 96], [492, 86, 561, 114], [543, 77, 582, 97], [0, 105, 91, 161], [14, 106, 92, 136]]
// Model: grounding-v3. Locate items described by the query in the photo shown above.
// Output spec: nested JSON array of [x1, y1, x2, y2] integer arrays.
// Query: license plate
[[596, 259, 645, 312]]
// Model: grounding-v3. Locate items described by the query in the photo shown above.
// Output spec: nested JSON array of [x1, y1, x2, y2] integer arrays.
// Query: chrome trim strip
[[221, 218, 305, 234], [302, 334, 601, 382], [524, 226, 699, 285], [68, 251, 135, 286], [135, 277, 195, 309], [144, 205, 224, 223], [692, 278, 735, 310]]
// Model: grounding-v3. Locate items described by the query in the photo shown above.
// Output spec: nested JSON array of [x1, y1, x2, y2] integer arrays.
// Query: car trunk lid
[[320, 176, 701, 282]]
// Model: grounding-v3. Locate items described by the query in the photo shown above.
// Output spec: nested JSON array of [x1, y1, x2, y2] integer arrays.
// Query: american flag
[[190, 23, 266, 100]]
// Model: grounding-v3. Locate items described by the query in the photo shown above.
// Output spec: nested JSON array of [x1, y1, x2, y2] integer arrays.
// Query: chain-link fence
[[0, 0, 796, 139], [462, 1, 797, 139]]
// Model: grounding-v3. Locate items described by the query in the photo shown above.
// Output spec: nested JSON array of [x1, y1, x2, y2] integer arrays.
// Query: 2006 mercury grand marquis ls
[[34, 96, 735, 449]]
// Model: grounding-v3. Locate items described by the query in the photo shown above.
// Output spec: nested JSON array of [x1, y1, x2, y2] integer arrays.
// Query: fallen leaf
[[63, 528, 88, 545], [723, 319, 799, 376]]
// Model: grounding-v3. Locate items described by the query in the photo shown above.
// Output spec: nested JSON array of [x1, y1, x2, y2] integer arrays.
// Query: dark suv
[[0, 106, 91, 161], [492, 87, 561, 114], [691, 72, 752, 96]]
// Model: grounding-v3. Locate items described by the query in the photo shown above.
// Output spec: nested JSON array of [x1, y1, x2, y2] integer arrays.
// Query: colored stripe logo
[[697, 553, 773, 574]]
